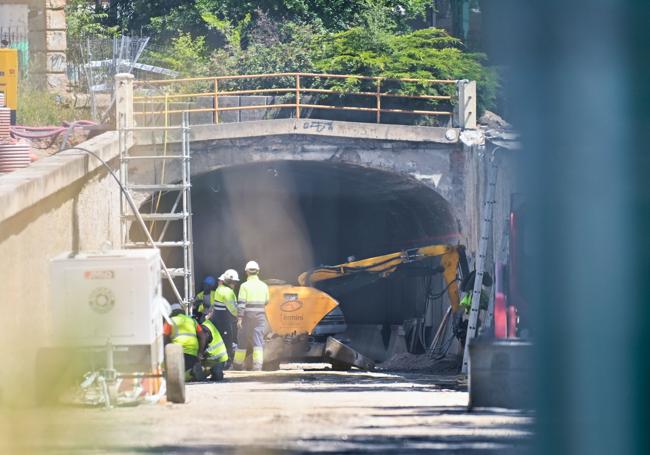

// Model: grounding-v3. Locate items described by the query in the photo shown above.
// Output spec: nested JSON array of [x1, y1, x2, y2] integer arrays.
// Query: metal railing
[[132, 72, 466, 127]]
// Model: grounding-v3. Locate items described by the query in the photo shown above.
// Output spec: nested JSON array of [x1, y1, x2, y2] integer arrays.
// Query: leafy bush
[[210, 13, 322, 87], [145, 33, 211, 76], [66, 0, 118, 39], [17, 82, 87, 126], [313, 27, 498, 113]]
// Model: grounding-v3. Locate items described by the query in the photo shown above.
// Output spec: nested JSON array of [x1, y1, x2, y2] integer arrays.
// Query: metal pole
[[376, 78, 382, 123], [296, 74, 301, 119], [181, 111, 189, 308], [213, 78, 219, 124], [184, 112, 195, 300]]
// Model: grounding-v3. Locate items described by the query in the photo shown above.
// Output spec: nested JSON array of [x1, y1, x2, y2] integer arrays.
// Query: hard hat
[[218, 274, 226, 281], [203, 275, 216, 287], [170, 303, 183, 312], [245, 260, 260, 272], [223, 269, 240, 282]]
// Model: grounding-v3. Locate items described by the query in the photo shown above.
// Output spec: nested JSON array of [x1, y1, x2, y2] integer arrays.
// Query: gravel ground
[[0, 364, 534, 454], [377, 353, 462, 374]]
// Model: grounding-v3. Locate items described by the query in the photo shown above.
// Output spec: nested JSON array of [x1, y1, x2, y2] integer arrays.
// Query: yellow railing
[[133, 72, 459, 126]]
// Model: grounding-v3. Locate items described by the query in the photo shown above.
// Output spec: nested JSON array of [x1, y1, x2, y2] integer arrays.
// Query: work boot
[[231, 363, 243, 371], [211, 364, 224, 381], [191, 362, 206, 381]]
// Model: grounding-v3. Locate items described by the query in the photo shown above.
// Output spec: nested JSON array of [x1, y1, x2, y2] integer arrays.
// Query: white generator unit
[[50, 249, 163, 347], [41, 249, 186, 405]]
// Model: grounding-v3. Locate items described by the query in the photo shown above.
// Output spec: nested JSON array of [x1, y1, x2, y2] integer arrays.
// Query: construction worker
[[232, 260, 270, 371], [200, 305, 229, 381], [213, 269, 240, 365], [194, 275, 217, 322], [163, 303, 207, 381], [454, 271, 493, 344]]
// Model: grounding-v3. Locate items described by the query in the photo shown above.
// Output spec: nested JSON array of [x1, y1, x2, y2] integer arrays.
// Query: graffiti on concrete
[[303, 120, 334, 133]]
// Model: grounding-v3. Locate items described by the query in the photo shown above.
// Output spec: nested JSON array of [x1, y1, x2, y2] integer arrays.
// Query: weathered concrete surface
[[0, 366, 533, 454], [0, 132, 120, 221], [135, 118, 460, 145], [132, 119, 467, 232], [0, 132, 121, 406]]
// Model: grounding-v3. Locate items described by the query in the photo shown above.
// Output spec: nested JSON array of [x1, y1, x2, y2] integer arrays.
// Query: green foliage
[[106, 0, 430, 37], [314, 28, 498, 112], [96, 1, 498, 114], [17, 82, 84, 126], [211, 13, 322, 83], [65, 0, 119, 39], [145, 33, 211, 76]]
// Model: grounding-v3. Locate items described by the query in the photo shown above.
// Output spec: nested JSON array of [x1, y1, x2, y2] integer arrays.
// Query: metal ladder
[[119, 112, 195, 307], [461, 148, 499, 374]]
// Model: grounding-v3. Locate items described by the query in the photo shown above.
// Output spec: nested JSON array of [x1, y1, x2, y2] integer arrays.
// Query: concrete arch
[[138, 160, 459, 350]]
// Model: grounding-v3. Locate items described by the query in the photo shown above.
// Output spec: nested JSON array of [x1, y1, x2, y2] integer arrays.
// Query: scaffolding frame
[[118, 112, 195, 308]]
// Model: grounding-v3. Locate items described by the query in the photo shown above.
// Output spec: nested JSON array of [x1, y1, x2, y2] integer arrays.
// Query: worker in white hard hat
[[211, 269, 240, 366], [232, 260, 270, 371]]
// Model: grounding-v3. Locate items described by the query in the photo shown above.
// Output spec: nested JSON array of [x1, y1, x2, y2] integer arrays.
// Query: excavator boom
[[298, 244, 463, 311]]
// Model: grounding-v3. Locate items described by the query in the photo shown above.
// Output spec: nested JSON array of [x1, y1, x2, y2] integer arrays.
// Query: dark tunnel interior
[[138, 160, 459, 330]]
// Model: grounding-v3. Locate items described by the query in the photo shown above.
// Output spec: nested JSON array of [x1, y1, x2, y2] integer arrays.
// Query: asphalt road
[[1, 365, 534, 454]]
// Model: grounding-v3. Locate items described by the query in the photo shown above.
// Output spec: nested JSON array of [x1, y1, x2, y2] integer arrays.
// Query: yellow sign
[[0, 49, 19, 110], [266, 285, 339, 336]]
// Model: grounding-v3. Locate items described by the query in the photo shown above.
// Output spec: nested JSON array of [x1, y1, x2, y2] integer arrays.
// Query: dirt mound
[[377, 352, 460, 374]]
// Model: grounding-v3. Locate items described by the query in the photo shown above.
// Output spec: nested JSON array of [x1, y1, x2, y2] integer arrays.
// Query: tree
[[104, 0, 430, 43], [313, 27, 498, 113]]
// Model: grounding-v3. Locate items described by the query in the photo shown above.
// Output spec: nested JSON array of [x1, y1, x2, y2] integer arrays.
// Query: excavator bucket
[[266, 285, 340, 336]]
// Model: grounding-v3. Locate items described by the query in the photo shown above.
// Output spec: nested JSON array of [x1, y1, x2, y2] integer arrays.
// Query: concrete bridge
[[0, 74, 517, 404]]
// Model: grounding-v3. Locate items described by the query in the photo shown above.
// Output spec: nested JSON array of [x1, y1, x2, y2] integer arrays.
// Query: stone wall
[[1, 0, 69, 91], [30, 0, 68, 91]]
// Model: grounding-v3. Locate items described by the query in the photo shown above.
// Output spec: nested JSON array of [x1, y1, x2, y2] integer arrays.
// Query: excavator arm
[[298, 244, 463, 311]]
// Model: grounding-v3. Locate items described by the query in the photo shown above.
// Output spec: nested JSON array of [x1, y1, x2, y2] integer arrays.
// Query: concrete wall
[[0, 132, 120, 405], [0, 4, 29, 30]]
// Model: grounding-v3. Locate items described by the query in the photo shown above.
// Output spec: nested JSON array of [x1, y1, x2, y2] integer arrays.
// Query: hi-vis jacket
[[237, 275, 269, 316]]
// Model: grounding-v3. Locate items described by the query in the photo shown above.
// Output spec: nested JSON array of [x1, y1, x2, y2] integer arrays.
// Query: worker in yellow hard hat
[[232, 260, 270, 371], [213, 269, 239, 367]]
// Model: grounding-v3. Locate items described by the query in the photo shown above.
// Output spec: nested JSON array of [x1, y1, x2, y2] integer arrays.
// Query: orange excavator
[[263, 244, 465, 370]]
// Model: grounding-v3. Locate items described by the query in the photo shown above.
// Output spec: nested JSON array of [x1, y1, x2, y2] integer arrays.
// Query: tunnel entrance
[[140, 160, 460, 359]]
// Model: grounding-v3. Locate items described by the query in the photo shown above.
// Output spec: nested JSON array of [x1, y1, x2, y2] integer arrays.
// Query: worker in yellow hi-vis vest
[[163, 303, 208, 381], [194, 275, 217, 322], [200, 305, 229, 381], [232, 260, 269, 371]]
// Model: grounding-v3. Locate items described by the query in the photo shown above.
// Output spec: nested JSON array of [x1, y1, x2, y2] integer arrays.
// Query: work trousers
[[183, 353, 200, 381], [201, 358, 225, 381], [213, 311, 235, 361], [233, 312, 267, 370]]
